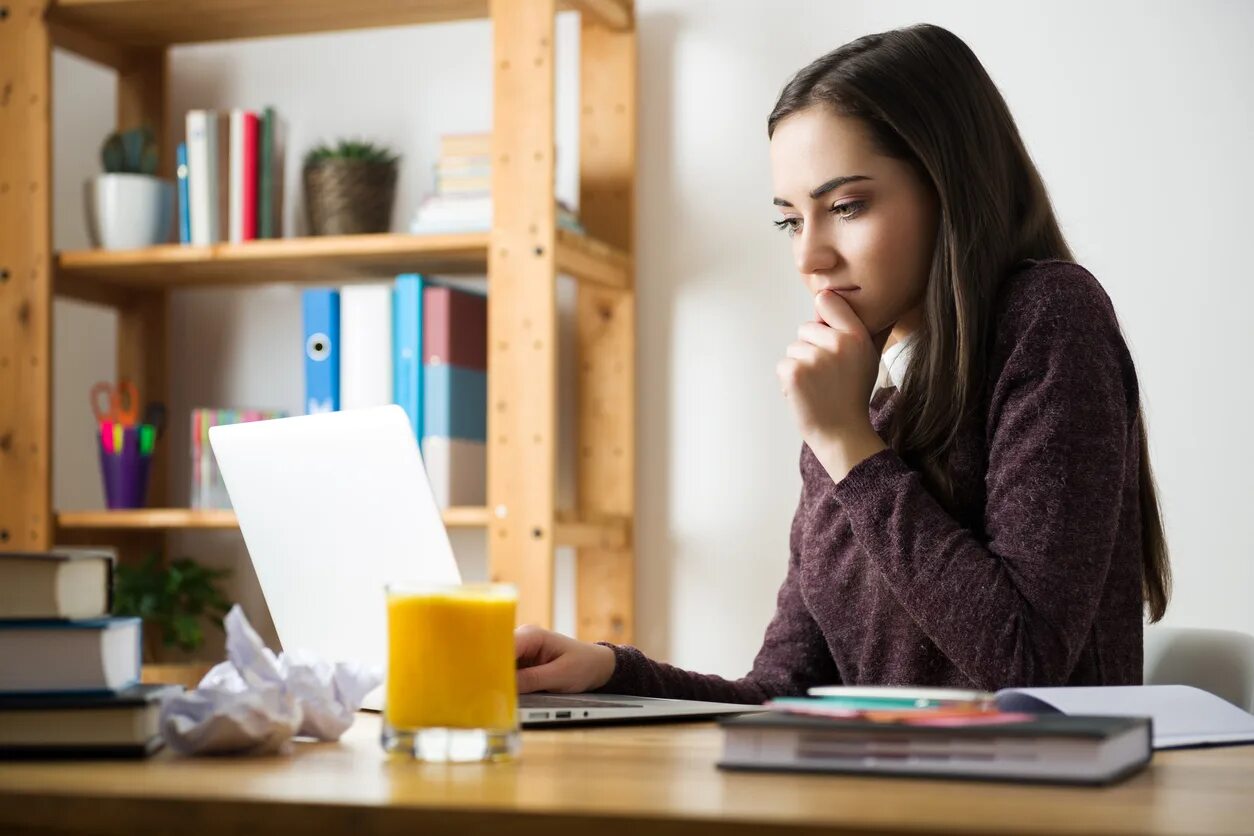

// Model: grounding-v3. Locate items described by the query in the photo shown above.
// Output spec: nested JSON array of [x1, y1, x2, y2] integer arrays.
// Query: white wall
[[53, 1, 1254, 673]]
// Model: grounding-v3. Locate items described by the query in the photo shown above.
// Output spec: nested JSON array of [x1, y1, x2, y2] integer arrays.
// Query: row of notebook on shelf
[[191, 275, 487, 513]]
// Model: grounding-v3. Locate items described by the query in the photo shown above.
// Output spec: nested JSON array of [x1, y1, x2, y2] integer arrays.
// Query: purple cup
[[98, 426, 152, 509]]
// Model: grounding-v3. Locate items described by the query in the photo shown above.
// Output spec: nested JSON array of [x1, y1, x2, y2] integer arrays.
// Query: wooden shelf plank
[[54, 231, 630, 303], [55, 507, 494, 530], [55, 233, 490, 298], [56, 509, 240, 530], [556, 228, 632, 290], [48, 0, 633, 52]]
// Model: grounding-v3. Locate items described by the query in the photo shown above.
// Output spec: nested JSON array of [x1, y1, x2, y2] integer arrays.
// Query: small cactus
[[101, 126, 159, 175]]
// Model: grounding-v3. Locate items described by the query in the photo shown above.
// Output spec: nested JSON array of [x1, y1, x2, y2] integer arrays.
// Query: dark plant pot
[[303, 159, 398, 235]]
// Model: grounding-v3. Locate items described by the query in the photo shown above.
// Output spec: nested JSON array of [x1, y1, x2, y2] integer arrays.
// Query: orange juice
[[385, 584, 517, 732]]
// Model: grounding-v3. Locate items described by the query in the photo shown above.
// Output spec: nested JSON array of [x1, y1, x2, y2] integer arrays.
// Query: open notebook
[[993, 685, 1254, 750], [810, 684, 1254, 750]]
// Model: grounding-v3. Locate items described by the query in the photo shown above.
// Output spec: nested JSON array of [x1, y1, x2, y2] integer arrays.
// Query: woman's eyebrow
[[773, 174, 873, 207]]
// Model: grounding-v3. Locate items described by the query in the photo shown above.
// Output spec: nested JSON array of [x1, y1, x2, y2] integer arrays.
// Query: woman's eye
[[772, 217, 802, 237], [831, 200, 866, 221]]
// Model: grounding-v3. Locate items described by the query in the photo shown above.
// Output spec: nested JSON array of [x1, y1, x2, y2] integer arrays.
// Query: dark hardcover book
[[0, 549, 113, 620], [0, 683, 179, 759], [718, 711, 1153, 786]]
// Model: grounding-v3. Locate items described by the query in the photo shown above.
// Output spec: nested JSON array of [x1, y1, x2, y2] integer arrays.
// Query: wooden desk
[[2, 713, 1252, 835]]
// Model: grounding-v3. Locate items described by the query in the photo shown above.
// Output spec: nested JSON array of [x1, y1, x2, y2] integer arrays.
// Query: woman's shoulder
[[989, 258, 1138, 402], [994, 258, 1119, 334]]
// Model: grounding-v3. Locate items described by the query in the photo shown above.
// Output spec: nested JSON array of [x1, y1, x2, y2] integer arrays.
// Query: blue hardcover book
[[424, 364, 487, 442], [302, 289, 340, 413], [393, 274, 426, 440], [176, 142, 191, 244], [0, 617, 142, 694]]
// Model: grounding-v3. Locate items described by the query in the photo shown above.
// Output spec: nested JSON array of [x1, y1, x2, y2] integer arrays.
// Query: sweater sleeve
[[594, 470, 841, 704], [831, 272, 1137, 689]]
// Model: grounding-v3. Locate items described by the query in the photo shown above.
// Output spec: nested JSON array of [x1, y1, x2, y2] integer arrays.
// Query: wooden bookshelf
[[1, 0, 637, 645], [54, 228, 630, 307]]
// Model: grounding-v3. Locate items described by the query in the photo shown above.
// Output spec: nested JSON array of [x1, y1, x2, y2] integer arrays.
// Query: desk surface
[[2, 713, 1253, 835]]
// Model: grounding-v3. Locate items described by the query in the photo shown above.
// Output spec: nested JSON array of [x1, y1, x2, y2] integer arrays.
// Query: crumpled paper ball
[[158, 604, 382, 755]]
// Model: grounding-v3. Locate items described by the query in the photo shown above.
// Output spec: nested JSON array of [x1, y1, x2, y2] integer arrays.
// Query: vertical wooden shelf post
[[488, 0, 560, 627], [575, 6, 636, 643], [0, 0, 54, 552], [107, 48, 169, 562]]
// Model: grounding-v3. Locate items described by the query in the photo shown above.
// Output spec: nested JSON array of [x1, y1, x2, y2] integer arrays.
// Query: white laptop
[[209, 405, 755, 725]]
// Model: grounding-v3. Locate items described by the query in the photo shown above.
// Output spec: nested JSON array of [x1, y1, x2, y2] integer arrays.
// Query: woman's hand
[[776, 289, 889, 481], [515, 625, 617, 694]]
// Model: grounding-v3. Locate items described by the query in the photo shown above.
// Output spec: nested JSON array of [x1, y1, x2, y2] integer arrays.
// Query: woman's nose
[[796, 227, 838, 276]]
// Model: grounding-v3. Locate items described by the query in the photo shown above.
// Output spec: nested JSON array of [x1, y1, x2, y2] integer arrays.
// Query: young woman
[[514, 23, 1171, 699]]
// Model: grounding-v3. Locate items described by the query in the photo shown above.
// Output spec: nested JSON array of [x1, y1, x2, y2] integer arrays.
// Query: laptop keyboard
[[519, 694, 643, 709]]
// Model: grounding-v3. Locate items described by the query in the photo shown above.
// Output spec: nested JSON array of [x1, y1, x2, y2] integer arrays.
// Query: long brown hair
[[767, 24, 1170, 621]]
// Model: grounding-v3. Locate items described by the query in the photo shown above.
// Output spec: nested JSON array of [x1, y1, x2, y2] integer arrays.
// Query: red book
[[423, 286, 487, 370], [242, 111, 258, 241]]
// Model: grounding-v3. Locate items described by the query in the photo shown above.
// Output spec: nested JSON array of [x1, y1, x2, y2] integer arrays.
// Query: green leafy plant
[[303, 138, 400, 169], [113, 554, 231, 657], [100, 125, 160, 175]]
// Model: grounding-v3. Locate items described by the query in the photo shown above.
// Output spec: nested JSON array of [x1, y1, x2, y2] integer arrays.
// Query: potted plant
[[113, 553, 231, 665], [303, 139, 400, 235], [84, 125, 175, 249]]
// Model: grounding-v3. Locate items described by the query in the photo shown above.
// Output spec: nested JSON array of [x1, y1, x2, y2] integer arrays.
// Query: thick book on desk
[[0, 684, 177, 758], [0, 550, 113, 620], [718, 712, 1152, 785], [0, 617, 141, 694]]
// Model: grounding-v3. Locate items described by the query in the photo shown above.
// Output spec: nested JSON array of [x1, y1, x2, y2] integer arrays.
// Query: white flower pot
[[84, 173, 175, 250]]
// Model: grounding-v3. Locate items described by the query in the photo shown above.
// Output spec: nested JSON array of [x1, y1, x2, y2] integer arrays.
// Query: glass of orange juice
[[381, 582, 520, 762]]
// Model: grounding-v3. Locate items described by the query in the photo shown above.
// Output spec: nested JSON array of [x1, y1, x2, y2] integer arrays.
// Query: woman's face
[[769, 105, 939, 338]]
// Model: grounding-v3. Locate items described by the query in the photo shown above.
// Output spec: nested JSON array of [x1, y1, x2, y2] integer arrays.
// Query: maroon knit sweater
[[598, 259, 1147, 702]]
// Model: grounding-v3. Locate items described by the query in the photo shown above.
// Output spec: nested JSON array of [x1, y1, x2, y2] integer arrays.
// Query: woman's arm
[[831, 273, 1136, 689], [594, 473, 841, 704]]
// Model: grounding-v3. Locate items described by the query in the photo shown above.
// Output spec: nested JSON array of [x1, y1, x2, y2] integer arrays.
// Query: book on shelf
[[440, 132, 491, 159], [0, 550, 113, 621], [717, 710, 1152, 786], [303, 289, 341, 414], [192, 408, 289, 509], [0, 683, 178, 758], [228, 109, 259, 243], [409, 195, 584, 235], [176, 142, 191, 244], [393, 274, 428, 439], [340, 285, 395, 410], [422, 284, 487, 508], [0, 617, 142, 695]]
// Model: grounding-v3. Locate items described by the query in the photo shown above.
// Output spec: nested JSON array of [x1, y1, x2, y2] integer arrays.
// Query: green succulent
[[113, 553, 231, 655], [101, 125, 160, 175], [304, 138, 400, 169]]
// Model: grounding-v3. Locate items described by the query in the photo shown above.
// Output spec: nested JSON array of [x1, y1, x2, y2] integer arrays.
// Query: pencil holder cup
[[98, 426, 153, 509]]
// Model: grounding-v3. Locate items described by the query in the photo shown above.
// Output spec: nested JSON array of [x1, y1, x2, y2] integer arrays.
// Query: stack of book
[[409, 132, 583, 234], [191, 408, 290, 510], [0, 550, 175, 758], [180, 107, 286, 245], [302, 276, 487, 508], [718, 686, 1153, 785]]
